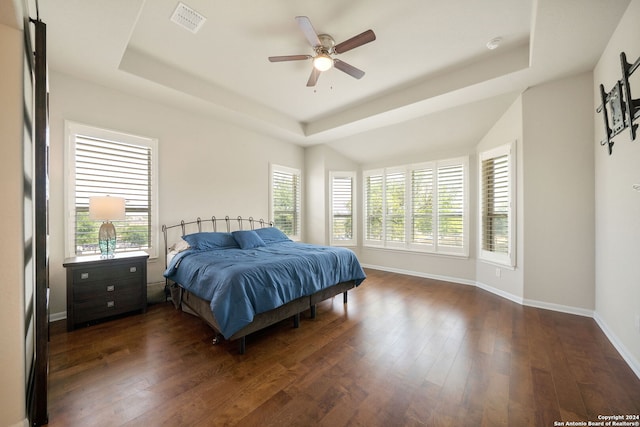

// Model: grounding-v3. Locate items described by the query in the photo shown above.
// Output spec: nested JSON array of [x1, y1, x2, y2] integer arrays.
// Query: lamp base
[[98, 221, 117, 258]]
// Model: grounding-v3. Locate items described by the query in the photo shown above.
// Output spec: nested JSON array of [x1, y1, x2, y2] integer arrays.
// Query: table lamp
[[89, 196, 125, 258]]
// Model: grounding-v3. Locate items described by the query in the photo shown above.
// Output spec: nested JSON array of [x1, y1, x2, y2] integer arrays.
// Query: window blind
[[411, 167, 433, 245], [437, 164, 464, 248], [385, 171, 405, 242], [363, 157, 467, 255], [365, 173, 383, 241], [481, 154, 509, 253], [74, 135, 152, 255], [271, 167, 301, 238], [331, 175, 353, 242]]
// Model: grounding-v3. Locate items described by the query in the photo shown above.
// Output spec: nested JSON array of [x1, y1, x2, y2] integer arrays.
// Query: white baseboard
[[475, 280, 524, 305], [362, 264, 639, 379], [593, 312, 640, 379], [522, 297, 594, 318], [360, 263, 476, 287]]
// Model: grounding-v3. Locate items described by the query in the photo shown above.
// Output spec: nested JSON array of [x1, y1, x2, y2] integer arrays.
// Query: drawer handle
[[80, 272, 89, 279], [129, 266, 137, 273], [107, 301, 115, 308], [106, 285, 115, 292]]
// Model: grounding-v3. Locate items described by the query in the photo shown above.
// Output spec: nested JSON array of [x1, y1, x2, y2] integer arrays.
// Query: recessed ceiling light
[[486, 37, 503, 50]]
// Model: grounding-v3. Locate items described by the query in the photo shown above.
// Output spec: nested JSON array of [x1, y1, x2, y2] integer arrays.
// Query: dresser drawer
[[74, 290, 144, 324], [72, 263, 143, 283], [73, 277, 142, 301]]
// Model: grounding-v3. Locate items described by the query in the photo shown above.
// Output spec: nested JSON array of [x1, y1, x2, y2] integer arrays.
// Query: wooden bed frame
[[162, 216, 357, 354]]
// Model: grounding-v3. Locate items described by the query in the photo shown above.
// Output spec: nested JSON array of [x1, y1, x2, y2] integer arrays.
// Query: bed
[[162, 216, 366, 353]]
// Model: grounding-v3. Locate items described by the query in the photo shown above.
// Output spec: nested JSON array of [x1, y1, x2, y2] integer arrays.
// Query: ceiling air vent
[[170, 2, 206, 34]]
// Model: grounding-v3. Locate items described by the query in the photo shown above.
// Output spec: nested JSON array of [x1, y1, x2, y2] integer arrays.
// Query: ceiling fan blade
[[334, 29, 376, 54], [333, 59, 365, 79], [295, 16, 321, 48], [268, 55, 312, 62], [306, 67, 321, 87]]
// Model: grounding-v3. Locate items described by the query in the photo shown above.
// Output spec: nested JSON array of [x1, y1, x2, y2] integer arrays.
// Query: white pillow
[[169, 238, 190, 253]]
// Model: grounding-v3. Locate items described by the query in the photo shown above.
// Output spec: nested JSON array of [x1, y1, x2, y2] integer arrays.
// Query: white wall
[[593, 0, 640, 374], [349, 72, 597, 315], [304, 145, 327, 245], [521, 72, 596, 312], [304, 144, 360, 246], [0, 19, 28, 427], [475, 96, 525, 300], [48, 71, 305, 317], [355, 134, 479, 283]]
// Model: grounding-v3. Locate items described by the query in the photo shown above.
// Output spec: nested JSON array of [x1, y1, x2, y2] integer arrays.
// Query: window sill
[[362, 245, 469, 259], [479, 258, 516, 270]]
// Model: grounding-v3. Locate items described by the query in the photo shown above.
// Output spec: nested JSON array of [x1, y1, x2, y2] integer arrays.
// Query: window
[[385, 169, 406, 245], [364, 171, 383, 241], [363, 157, 468, 256], [65, 122, 158, 258], [270, 164, 301, 240], [330, 171, 356, 246], [479, 143, 515, 266], [437, 161, 465, 250], [411, 166, 433, 245]]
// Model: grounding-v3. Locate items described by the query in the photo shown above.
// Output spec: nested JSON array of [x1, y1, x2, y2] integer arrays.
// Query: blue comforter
[[164, 241, 366, 338]]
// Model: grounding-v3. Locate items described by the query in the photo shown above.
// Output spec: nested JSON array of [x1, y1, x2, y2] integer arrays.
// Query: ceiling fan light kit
[[268, 16, 376, 87], [313, 53, 333, 71]]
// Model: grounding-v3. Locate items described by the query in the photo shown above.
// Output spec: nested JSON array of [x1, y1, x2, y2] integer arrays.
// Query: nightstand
[[63, 251, 149, 331]]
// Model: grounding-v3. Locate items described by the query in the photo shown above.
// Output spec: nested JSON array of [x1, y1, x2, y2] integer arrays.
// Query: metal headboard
[[161, 215, 273, 269]]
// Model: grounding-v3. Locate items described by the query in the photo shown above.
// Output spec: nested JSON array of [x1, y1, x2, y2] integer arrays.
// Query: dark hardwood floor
[[46, 269, 640, 426]]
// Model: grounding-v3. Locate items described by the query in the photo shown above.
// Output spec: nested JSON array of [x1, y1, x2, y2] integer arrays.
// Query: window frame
[[478, 143, 515, 267], [435, 157, 468, 256], [407, 163, 434, 251], [329, 171, 357, 246], [363, 168, 384, 248], [64, 121, 159, 259], [269, 163, 302, 241], [383, 166, 407, 249], [363, 156, 469, 256]]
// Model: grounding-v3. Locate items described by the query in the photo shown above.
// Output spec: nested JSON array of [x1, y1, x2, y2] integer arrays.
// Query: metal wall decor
[[596, 52, 640, 155]]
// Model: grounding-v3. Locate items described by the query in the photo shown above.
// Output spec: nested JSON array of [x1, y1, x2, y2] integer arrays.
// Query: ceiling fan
[[268, 16, 376, 87]]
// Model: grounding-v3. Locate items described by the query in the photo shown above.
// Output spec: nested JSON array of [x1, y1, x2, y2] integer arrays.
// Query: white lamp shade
[[89, 196, 126, 221], [313, 54, 333, 71]]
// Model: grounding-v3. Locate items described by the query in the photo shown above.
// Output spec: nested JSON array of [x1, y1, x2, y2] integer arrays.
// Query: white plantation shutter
[[437, 163, 464, 250], [479, 144, 515, 266], [270, 165, 301, 240], [363, 157, 468, 255], [411, 166, 433, 246], [330, 172, 355, 245], [364, 171, 383, 243], [482, 155, 508, 252], [385, 171, 406, 244], [65, 122, 158, 257]]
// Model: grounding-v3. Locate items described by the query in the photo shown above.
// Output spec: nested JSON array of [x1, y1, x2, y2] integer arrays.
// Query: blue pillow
[[232, 230, 266, 249], [254, 227, 291, 244], [182, 232, 239, 250]]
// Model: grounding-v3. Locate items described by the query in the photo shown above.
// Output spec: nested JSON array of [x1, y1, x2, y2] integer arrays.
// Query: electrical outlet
[[495, 268, 501, 278]]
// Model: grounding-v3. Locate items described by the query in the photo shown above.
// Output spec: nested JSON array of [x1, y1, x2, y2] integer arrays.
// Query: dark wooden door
[[24, 16, 49, 426]]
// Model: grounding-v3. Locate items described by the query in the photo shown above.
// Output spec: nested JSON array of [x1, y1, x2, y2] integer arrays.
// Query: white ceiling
[[37, 0, 630, 163]]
